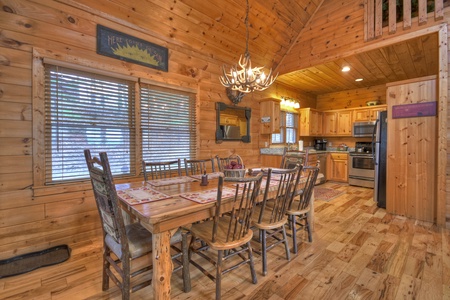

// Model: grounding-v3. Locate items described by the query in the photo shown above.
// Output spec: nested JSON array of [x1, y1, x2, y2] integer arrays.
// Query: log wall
[[0, 0, 315, 259]]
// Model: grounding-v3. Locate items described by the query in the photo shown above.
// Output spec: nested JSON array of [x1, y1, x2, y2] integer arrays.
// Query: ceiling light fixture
[[219, 0, 277, 104], [355, 78, 363, 82], [281, 97, 300, 109], [342, 66, 350, 72]]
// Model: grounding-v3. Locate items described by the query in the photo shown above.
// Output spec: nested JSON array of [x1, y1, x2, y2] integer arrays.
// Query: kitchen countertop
[[260, 147, 352, 155]]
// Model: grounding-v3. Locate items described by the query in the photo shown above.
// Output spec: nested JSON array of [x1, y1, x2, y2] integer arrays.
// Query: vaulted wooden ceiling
[[68, 0, 439, 96]]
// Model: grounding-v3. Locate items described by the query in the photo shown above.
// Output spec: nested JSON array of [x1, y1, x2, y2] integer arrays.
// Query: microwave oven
[[352, 121, 376, 137]]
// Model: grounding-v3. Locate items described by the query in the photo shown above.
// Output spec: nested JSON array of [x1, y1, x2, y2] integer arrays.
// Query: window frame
[[32, 51, 198, 187], [271, 111, 298, 145]]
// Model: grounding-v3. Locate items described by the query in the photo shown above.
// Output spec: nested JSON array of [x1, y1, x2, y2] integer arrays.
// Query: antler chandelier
[[219, 0, 277, 94]]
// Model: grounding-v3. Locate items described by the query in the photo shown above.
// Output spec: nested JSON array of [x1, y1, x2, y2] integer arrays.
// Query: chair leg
[[305, 217, 313, 243], [291, 215, 298, 254], [282, 225, 291, 262], [216, 250, 223, 300], [122, 258, 131, 300], [181, 232, 191, 292], [261, 229, 267, 276], [247, 242, 257, 284], [102, 247, 110, 291]]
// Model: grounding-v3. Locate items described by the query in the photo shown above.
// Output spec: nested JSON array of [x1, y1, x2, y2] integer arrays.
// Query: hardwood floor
[[1, 182, 449, 299]]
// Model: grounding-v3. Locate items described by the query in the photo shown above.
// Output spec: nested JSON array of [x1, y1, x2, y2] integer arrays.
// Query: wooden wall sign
[[96, 25, 168, 72], [392, 101, 437, 119]]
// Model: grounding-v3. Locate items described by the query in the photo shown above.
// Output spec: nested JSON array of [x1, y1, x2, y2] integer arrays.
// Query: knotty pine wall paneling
[[316, 85, 387, 110], [0, 0, 306, 258]]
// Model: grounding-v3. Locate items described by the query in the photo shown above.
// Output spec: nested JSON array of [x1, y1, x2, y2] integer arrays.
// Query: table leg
[[307, 190, 315, 231], [152, 231, 173, 300]]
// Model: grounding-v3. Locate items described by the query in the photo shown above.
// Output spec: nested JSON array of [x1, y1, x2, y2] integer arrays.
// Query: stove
[[348, 142, 375, 188], [349, 142, 373, 156]]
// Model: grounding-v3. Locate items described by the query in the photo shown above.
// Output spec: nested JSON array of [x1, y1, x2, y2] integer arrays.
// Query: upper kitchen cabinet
[[298, 108, 322, 136], [322, 109, 352, 136], [353, 105, 387, 122], [260, 99, 280, 134]]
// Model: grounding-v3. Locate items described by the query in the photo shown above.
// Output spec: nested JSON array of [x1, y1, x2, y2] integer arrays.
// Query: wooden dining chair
[[184, 157, 215, 175], [142, 159, 182, 181], [251, 165, 302, 276], [280, 147, 304, 169], [215, 154, 243, 172], [188, 173, 263, 300], [84, 150, 191, 299], [286, 166, 320, 254]]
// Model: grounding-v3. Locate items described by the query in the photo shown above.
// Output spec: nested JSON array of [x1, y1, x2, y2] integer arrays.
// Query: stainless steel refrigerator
[[373, 110, 387, 208]]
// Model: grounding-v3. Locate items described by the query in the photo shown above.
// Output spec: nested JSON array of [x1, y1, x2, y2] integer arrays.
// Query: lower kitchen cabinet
[[327, 153, 348, 182], [261, 155, 283, 168]]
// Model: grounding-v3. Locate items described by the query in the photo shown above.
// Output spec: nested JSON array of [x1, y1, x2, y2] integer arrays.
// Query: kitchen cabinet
[[260, 99, 280, 134], [336, 110, 352, 135], [322, 112, 337, 135], [322, 110, 352, 136], [298, 108, 322, 136], [327, 153, 348, 182], [261, 154, 283, 168], [353, 105, 387, 122]]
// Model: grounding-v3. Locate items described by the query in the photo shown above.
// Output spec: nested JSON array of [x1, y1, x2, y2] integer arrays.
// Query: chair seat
[[286, 206, 310, 216], [105, 222, 182, 259], [190, 216, 254, 251], [252, 205, 288, 230]]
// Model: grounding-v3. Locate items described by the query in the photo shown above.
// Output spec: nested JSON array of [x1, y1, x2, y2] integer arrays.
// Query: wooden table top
[[116, 176, 224, 232], [116, 171, 319, 233]]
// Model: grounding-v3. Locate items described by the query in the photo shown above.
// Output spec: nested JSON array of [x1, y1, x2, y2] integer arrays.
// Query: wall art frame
[[96, 24, 168, 72]]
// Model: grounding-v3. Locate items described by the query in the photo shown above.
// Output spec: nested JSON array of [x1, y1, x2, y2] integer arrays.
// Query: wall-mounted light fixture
[[280, 97, 300, 109]]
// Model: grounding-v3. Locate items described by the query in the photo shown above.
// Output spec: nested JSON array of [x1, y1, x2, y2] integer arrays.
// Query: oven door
[[349, 155, 375, 178]]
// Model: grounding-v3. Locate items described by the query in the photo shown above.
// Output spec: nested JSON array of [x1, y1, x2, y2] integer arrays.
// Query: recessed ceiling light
[[355, 78, 363, 82], [342, 66, 350, 72]]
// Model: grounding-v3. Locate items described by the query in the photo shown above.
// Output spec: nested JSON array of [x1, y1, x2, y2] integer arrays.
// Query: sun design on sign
[[112, 43, 160, 66]]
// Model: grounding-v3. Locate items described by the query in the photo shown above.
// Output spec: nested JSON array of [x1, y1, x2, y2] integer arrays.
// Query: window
[[42, 63, 198, 185], [272, 111, 298, 144], [44, 65, 136, 183], [140, 84, 197, 164]]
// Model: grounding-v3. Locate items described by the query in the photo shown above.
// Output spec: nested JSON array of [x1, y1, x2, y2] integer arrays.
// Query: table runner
[[261, 178, 280, 190], [189, 172, 224, 181], [117, 186, 172, 205], [179, 187, 236, 204], [146, 176, 198, 187]]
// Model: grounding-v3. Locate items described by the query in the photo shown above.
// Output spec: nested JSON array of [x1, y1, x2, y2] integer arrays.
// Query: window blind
[[285, 112, 298, 143], [272, 111, 298, 144], [140, 84, 197, 165], [44, 65, 136, 183]]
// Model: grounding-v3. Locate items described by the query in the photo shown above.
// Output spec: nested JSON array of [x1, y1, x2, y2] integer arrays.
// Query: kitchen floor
[[1, 182, 449, 299]]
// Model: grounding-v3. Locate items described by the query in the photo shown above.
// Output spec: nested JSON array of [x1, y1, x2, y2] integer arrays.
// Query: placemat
[[117, 186, 172, 205], [146, 176, 197, 187], [179, 187, 236, 204], [189, 172, 223, 181]]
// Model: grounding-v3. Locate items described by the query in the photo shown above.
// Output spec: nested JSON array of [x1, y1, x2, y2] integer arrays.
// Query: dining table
[[116, 170, 320, 299]]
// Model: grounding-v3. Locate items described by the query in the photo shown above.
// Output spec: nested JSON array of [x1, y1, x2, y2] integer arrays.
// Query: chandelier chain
[[245, 0, 249, 57]]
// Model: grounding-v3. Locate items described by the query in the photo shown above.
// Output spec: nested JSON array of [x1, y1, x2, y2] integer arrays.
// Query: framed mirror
[[215, 102, 251, 143]]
